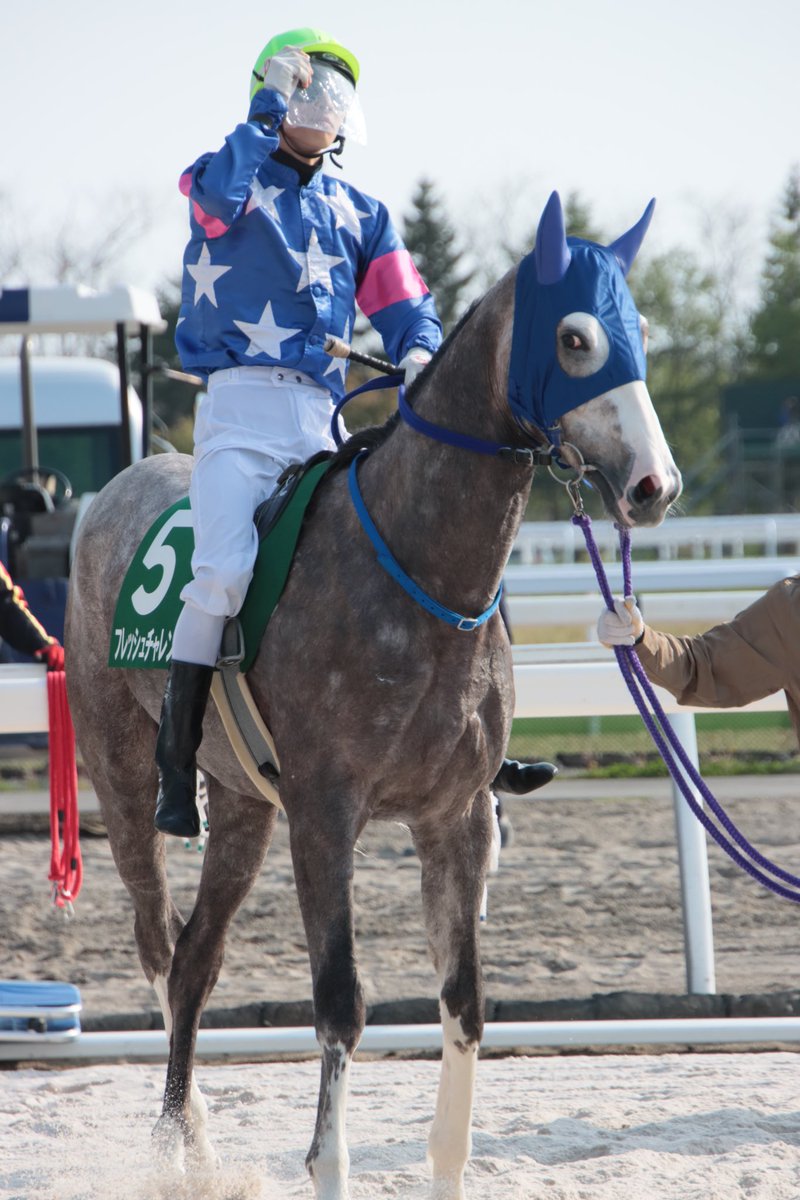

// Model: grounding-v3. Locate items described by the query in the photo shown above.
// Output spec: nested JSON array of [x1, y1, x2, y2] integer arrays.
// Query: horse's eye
[[556, 312, 610, 378], [561, 331, 587, 352]]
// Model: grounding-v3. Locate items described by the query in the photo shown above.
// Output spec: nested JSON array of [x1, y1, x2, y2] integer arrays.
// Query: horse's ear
[[534, 190, 571, 284], [608, 198, 656, 276]]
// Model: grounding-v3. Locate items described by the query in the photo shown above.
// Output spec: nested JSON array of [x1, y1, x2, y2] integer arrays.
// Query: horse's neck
[[364, 383, 533, 614]]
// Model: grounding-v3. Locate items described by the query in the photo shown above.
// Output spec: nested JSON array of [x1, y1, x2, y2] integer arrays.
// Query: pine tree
[[401, 179, 475, 333], [747, 167, 800, 379]]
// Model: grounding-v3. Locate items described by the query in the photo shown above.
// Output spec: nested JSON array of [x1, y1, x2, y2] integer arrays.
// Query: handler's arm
[[635, 579, 794, 709], [0, 562, 55, 658]]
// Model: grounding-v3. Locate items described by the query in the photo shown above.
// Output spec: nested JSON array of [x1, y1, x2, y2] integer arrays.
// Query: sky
[[2, 0, 799, 303]]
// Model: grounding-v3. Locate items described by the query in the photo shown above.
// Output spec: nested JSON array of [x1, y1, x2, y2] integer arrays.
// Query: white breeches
[[172, 366, 339, 665]]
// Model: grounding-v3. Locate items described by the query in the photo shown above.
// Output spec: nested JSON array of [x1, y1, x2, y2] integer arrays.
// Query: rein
[[578, 509, 800, 904], [332, 372, 554, 466]]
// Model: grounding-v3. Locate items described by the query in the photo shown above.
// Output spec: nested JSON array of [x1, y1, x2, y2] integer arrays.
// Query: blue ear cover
[[508, 191, 653, 438]]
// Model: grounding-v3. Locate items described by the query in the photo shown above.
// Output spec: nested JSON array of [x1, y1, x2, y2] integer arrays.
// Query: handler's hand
[[263, 47, 313, 101], [597, 596, 645, 647], [35, 640, 65, 671]]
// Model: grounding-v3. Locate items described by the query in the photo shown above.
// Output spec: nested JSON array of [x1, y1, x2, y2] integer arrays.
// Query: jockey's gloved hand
[[597, 597, 645, 647], [262, 46, 313, 101], [35, 640, 65, 671], [398, 347, 432, 387]]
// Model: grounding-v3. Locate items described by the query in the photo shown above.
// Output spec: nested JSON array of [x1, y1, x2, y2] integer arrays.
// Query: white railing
[[506, 589, 762, 631], [503, 556, 799, 637], [503, 555, 799, 596], [512, 513, 800, 564], [5, 1017, 800, 1062]]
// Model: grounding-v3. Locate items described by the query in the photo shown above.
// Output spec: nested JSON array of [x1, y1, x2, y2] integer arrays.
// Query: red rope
[[47, 670, 82, 912]]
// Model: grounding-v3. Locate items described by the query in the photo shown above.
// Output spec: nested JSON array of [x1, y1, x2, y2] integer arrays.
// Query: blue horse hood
[[508, 223, 649, 438]]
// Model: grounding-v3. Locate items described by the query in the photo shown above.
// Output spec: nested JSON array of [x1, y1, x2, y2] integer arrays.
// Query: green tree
[[747, 167, 800, 379], [475, 189, 604, 290], [633, 249, 732, 498], [401, 178, 475, 332], [562, 191, 604, 244]]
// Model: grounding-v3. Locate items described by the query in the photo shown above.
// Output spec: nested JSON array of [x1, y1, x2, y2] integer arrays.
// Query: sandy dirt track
[[1, 775, 799, 1023]]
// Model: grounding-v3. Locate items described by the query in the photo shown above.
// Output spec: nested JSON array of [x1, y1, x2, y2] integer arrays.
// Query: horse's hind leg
[[68, 675, 201, 1159], [413, 792, 492, 1200], [288, 799, 366, 1200], [69, 669, 183, 1002], [154, 780, 276, 1171]]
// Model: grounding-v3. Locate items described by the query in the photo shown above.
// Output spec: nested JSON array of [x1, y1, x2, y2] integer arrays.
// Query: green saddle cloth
[[108, 457, 334, 673]]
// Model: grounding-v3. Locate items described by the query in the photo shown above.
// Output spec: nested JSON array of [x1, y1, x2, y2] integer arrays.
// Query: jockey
[[158, 27, 554, 837], [0, 562, 64, 670]]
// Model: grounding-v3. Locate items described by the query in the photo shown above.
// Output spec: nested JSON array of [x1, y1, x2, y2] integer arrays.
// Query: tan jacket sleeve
[[634, 578, 797, 709]]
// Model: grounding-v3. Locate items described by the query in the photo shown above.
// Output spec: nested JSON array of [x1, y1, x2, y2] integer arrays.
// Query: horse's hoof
[[151, 1114, 187, 1172], [185, 1135, 221, 1173], [430, 1175, 466, 1200]]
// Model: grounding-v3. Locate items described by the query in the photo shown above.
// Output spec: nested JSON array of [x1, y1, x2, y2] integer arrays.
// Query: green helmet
[[250, 27, 360, 101]]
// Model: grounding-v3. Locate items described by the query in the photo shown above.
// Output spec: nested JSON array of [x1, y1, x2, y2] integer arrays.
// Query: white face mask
[[286, 59, 367, 145]]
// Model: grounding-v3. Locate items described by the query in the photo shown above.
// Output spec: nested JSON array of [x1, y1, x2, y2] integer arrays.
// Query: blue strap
[[331, 374, 403, 446], [398, 385, 538, 464], [348, 451, 503, 631]]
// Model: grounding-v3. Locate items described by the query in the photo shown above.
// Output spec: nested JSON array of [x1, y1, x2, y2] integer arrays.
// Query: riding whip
[[324, 334, 397, 376]]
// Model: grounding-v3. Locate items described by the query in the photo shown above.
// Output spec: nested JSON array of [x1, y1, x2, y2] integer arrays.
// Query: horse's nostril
[[632, 475, 661, 505]]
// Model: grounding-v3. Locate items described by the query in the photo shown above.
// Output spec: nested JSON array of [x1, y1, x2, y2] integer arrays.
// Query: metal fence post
[[665, 710, 716, 994]]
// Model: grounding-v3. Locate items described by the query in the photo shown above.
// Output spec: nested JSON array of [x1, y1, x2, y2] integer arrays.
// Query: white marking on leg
[[151, 974, 218, 1172], [427, 1005, 477, 1199], [153, 974, 172, 1037], [309, 1040, 352, 1200]]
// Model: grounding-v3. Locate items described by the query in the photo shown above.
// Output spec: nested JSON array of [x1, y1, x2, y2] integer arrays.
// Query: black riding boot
[[493, 758, 558, 796], [154, 660, 214, 838]]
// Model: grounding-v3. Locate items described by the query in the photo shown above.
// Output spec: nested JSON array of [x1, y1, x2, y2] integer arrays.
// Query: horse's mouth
[[584, 468, 629, 525]]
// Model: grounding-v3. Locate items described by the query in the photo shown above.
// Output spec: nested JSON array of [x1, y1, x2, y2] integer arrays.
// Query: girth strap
[[211, 618, 283, 810]]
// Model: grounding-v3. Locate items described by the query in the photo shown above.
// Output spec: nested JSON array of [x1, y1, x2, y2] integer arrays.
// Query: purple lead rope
[[574, 511, 800, 904]]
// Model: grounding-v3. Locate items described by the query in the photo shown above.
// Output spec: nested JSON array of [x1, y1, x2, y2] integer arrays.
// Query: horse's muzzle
[[623, 468, 683, 526]]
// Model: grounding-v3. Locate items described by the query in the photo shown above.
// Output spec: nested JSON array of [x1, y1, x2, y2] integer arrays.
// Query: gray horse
[[65, 192, 681, 1199]]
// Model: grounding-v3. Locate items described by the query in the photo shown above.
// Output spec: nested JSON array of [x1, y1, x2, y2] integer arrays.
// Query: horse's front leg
[[289, 801, 366, 1200], [413, 790, 492, 1200]]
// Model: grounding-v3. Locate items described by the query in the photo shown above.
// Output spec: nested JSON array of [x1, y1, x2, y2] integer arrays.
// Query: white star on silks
[[246, 179, 284, 219], [320, 183, 370, 241], [288, 228, 345, 294], [324, 318, 351, 384], [185, 243, 232, 308], [233, 301, 301, 358]]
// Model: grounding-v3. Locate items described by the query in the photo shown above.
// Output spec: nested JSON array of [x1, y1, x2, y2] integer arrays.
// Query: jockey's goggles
[[287, 59, 367, 144]]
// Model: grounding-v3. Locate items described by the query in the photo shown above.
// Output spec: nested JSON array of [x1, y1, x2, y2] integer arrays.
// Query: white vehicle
[[0, 284, 168, 646], [0, 355, 144, 501]]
